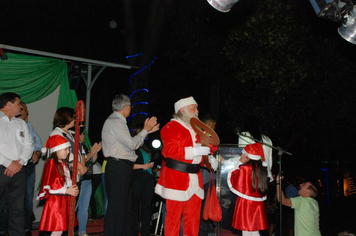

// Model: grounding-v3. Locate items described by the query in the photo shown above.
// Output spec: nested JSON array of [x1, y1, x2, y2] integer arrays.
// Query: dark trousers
[[24, 162, 36, 232], [0, 166, 26, 236], [0, 162, 35, 234], [104, 158, 134, 236], [132, 171, 155, 236], [89, 174, 102, 219]]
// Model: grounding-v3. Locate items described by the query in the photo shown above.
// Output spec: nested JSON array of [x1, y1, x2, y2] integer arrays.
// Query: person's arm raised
[[143, 117, 160, 134], [275, 175, 292, 207]]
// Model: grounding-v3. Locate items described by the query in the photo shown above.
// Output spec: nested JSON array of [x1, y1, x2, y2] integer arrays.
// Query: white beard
[[181, 107, 198, 127]]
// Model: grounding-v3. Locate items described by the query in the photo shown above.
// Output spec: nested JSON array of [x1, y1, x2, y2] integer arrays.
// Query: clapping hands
[[144, 116, 160, 134]]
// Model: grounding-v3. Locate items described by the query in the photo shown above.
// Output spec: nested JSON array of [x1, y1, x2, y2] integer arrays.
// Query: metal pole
[[216, 153, 221, 236], [84, 65, 106, 134], [278, 150, 283, 236], [85, 64, 92, 134]]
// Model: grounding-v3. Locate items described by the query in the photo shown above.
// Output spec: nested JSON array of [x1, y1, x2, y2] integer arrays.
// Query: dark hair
[[201, 114, 216, 123], [53, 107, 75, 128], [48, 151, 69, 180], [0, 92, 21, 109], [244, 159, 269, 195]]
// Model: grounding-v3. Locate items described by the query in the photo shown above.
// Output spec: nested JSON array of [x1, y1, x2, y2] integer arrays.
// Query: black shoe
[[25, 231, 32, 236]]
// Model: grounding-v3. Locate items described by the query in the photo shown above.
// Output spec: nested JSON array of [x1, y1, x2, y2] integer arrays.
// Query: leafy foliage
[[224, 0, 309, 93]]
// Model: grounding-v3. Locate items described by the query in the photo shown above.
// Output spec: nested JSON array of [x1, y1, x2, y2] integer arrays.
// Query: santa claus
[[155, 96, 217, 236]]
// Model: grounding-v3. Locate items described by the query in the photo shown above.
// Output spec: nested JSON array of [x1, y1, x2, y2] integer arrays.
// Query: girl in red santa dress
[[227, 142, 269, 236], [37, 135, 79, 236]]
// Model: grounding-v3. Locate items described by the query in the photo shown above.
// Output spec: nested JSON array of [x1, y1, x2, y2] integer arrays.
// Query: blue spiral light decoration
[[128, 112, 149, 122], [129, 56, 156, 85], [127, 53, 156, 124], [130, 89, 149, 98]]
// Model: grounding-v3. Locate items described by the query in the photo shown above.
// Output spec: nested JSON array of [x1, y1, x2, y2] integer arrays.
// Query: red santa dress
[[227, 164, 269, 231], [155, 118, 205, 236], [37, 158, 77, 231]]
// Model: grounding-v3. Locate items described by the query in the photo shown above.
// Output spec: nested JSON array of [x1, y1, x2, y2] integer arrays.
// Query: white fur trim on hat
[[50, 142, 71, 154], [242, 149, 262, 160], [44, 135, 71, 154], [174, 96, 197, 113], [242, 143, 268, 167]]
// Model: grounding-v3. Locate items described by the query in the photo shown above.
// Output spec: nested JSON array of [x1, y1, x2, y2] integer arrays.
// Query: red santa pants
[[165, 194, 202, 236]]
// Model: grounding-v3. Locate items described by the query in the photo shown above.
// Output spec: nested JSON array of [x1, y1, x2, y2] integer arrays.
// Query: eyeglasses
[[125, 104, 133, 109]]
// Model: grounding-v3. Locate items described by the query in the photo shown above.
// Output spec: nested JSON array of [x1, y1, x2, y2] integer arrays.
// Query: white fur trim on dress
[[155, 173, 204, 201], [36, 185, 67, 200], [227, 167, 267, 202]]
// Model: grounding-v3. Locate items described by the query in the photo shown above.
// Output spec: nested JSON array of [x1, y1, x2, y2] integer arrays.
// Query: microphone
[[235, 127, 241, 135]]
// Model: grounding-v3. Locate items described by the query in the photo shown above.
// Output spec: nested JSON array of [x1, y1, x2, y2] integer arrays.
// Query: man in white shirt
[[102, 94, 159, 236], [0, 92, 33, 236]]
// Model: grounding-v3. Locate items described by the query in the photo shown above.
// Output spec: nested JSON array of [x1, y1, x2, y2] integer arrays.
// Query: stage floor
[[31, 219, 239, 236], [32, 219, 104, 236]]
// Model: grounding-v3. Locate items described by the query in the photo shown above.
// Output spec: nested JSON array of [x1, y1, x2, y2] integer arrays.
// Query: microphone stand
[[237, 132, 292, 236]]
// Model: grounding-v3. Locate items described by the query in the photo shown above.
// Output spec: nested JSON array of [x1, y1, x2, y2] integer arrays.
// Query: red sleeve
[[38, 159, 65, 200], [230, 165, 252, 193], [230, 164, 263, 198], [161, 121, 193, 160]]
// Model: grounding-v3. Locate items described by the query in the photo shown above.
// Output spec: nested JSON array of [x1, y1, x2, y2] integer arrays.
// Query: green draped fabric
[[0, 52, 88, 141], [0, 52, 73, 104]]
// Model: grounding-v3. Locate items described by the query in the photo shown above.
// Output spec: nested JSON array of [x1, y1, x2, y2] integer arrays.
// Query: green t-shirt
[[291, 196, 321, 236]]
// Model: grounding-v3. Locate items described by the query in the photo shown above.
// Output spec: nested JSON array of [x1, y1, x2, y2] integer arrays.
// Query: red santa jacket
[[37, 159, 72, 200], [227, 164, 267, 201], [155, 118, 204, 201]]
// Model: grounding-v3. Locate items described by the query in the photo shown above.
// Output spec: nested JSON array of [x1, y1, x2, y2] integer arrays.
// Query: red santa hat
[[42, 135, 71, 154], [242, 142, 267, 167], [174, 96, 197, 113]]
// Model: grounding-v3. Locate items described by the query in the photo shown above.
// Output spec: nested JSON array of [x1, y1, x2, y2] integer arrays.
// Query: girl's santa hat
[[42, 135, 71, 154], [242, 142, 267, 167]]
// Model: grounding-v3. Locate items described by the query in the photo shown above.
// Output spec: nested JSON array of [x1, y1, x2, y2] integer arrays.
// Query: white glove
[[193, 145, 210, 156], [208, 155, 218, 171]]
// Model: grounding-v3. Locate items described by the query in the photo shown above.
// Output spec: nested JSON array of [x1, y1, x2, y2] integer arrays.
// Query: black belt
[[108, 157, 134, 167], [165, 158, 200, 173]]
